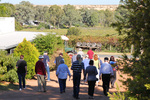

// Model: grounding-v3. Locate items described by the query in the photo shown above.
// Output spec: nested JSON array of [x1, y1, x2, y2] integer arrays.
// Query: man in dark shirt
[[35, 55, 46, 92], [54, 53, 63, 69], [71, 54, 84, 99], [16, 55, 27, 91]]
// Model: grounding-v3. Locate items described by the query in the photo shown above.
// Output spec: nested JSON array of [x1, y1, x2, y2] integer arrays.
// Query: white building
[[0, 17, 46, 54]]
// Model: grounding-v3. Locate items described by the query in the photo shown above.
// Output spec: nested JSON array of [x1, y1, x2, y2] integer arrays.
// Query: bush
[[37, 23, 50, 30], [32, 33, 64, 55], [67, 27, 81, 36], [13, 38, 40, 79], [63, 50, 71, 67], [0, 50, 18, 83]]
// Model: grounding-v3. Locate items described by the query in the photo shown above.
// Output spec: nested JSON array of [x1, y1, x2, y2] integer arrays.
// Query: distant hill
[[34, 5, 119, 11]]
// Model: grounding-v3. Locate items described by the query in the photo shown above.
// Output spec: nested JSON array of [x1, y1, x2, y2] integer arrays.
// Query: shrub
[[13, 38, 40, 79], [0, 50, 18, 83], [37, 23, 49, 30], [67, 27, 81, 36], [32, 33, 64, 55], [63, 50, 71, 67], [15, 21, 23, 31]]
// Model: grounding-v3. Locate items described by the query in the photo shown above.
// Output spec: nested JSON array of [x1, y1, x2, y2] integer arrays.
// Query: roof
[[0, 31, 46, 50]]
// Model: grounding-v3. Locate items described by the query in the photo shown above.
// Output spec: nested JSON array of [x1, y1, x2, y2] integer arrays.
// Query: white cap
[[39, 55, 44, 59]]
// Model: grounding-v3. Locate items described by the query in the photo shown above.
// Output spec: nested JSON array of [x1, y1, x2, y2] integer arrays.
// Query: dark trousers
[[73, 73, 81, 98], [88, 81, 96, 96], [102, 74, 111, 96], [18, 73, 26, 89], [59, 78, 66, 92]]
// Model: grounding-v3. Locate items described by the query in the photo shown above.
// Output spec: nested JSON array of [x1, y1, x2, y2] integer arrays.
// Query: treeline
[[0, 1, 121, 28]]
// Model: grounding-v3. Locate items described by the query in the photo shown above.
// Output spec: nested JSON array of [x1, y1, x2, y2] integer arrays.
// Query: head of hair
[[89, 60, 94, 65], [44, 51, 48, 55], [77, 54, 82, 65], [59, 53, 63, 56], [104, 57, 109, 61], [20, 55, 24, 59], [60, 59, 64, 64], [94, 54, 98, 61], [110, 56, 115, 61], [85, 55, 89, 58]]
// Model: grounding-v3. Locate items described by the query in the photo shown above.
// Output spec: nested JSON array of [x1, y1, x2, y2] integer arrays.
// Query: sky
[[0, 0, 120, 5]]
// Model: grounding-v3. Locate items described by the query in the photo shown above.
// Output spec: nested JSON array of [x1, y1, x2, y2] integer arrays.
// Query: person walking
[[56, 59, 71, 93], [16, 55, 27, 91], [71, 54, 84, 99], [77, 48, 84, 59], [109, 56, 118, 88], [43, 51, 50, 81], [35, 55, 46, 92], [72, 52, 77, 64], [99, 57, 114, 96], [54, 53, 63, 69], [85, 60, 98, 99], [93, 54, 100, 86], [87, 48, 94, 59], [82, 55, 90, 80]]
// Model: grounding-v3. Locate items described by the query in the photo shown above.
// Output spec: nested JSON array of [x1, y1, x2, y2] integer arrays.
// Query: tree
[[0, 3, 15, 17], [48, 5, 64, 28], [13, 38, 40, 79], [67, 27, 81, 36], [63, 4, 82, 27], [112, 0, 150, 99], [14, 1, 35, 24]]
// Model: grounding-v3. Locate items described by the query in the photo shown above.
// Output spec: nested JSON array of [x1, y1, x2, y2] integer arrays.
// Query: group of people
[[16, 48, 118, 99]]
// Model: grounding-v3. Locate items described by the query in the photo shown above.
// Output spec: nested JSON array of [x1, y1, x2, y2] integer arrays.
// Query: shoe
[[44, 90, 46, 92], [47, 80, 50, 82], [23, 87, 26, 89], [19, 88, 22, 91], [76, 97, 80, 99], [89, 96, 94, 99], [63, 90, 65, 93], [111, 86, 114, 88]]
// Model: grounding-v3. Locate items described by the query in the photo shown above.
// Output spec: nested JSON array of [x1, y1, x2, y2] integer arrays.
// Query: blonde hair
[[94, 54, 98, 61]]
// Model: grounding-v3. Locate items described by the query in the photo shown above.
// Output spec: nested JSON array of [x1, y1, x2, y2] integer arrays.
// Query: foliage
[[112, 0, 150, 99], [14, 1, 35, 24], [63, 50, 71, 67], [32, 33, 64, 55], [15, 20, 23, 31], [37, 22, 50, 30], [0, 3, 15, 17], [67, 27, 81, 36], [108, 84, 126, 100], [13, 38, 40, 79], [0, 50, 18, 83]]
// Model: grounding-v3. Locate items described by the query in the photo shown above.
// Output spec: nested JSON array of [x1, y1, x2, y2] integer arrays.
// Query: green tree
[[0, 3, 15, 17], [0, 50, 18, 83], [14, 1, 35, 24], [63, 4, 82, 27], [49, 5, 64, 28], [112, 0, 150, 99], [14, 38, 40, 79]]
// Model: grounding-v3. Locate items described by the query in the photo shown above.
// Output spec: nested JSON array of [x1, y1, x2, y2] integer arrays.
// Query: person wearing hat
[[35, 55, 46, 92], [77, 48, 84, 59], [43, 51, 50, 81], [99, 57, 114, 96], [56, 59, 71, 93], [72, 52, 77, 64]]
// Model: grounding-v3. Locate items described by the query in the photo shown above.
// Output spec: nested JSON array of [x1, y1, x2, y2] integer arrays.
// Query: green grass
[[21, 26, 119, 37], [0, 82, 18, 91]]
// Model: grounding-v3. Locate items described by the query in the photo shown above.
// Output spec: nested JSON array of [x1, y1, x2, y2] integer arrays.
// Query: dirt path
[[0, 67, 127, 100]]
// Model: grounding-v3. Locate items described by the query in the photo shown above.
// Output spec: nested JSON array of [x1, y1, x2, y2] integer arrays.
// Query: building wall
[[0, 17, 15, 34]]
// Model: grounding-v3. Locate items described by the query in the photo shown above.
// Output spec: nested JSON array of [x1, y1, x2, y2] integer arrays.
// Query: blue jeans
[[18, 73, 26, 89], [45, 66, 50, 80], [59, 79, 66, 92], [73, 73, 81, 98]]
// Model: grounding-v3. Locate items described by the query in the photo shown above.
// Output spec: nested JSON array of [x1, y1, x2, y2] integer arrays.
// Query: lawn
[[22, 26, 119, 37]]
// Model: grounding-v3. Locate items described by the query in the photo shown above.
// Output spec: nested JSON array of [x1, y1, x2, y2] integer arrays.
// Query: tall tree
[[49, 5, 64, 28], [14, 1, 35, 24], [63, 4, 82, 27], [112, 0, 150, 99]]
